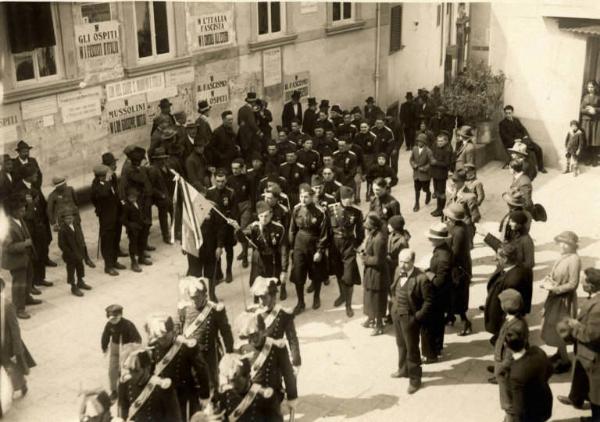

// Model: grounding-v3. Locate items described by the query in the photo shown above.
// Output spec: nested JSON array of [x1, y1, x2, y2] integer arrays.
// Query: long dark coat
[[363, 229, 389, 319], [449, 222, 472, 314]]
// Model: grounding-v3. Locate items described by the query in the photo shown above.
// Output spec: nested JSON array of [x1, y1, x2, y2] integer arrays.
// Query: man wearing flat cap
[[282, 90, 303, 132], [151, 98, 176, 135], [12, 140, 43, 190], [328, 186, 364, 317]]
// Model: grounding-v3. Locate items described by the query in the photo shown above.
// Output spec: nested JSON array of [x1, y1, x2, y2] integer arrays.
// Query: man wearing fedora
[[508, 142, 537, 181], [147, 147, 174, 245], [303, 97, 319, 136], [12, 140, 43, 190], [447, 170, 481, 243], [454, 125, 476, 171], [282, 90, 303, 132], [195, 99, 213, 145], [0, 154, 15, 208], [509, 159, 533, 211], [364, 96, 383, 127], [151, 98, 176, 135], [102, 152, 127, 258], [422, 222, 453, 363], [400, 92, 418, 151], [238, 92, 263, 160]]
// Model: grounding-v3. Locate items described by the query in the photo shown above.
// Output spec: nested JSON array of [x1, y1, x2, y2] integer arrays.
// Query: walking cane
[[96, 228, 101, 260]]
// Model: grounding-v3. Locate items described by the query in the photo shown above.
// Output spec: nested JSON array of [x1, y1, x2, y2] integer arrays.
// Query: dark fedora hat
[[102, 152, 118, 166], [159, 98, 172, 108], [245, 92, 258, 102], [197, 100, 211, 113], [15, 140, 33, 151]]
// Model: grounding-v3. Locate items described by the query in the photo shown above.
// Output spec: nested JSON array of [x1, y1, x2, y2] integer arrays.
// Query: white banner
[[75, 21, 120, 61], [106, 73, 164, 101], [57, 87, 102, 124], [283, 72, 310, 102]]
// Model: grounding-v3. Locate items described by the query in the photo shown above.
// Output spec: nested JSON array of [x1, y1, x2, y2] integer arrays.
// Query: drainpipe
[[374, 2, 381, 102]]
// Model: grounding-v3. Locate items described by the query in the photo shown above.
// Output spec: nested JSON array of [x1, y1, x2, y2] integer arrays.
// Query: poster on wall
[[194, 11, 235, 50], [0, 103, 21, 145], [263, 48, 282, 87], [196, 75, 230, 107], [105, 94, 148, 135], [106, 73, 164, 101], [75, 20, 123, 82], [21, 96, 58, 120], [57, 87, 102, 124], [283, 72, 310, 102]]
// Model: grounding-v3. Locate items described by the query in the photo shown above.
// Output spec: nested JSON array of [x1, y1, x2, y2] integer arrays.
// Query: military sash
[[182, 303, 214, 339], [229, 384, 271, 422], [250, 337, 275, 380], [127, 376, 166, 421], [262, 306, 282, 330]]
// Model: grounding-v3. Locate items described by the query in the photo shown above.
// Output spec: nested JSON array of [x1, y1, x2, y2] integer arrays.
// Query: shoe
[[85, 258, 96, 268], [236, 252, 246, 261], [413, 204, 419, 212], [334, 295, 345, 307], [478, 305, 485, 311], [432, 192, 437, 199], [306, 282, 315, 293], [458, 320, 473, 336], [539, 168, 548, 173], [45, 259, 58, 267], [293, 303, 305, 315], [118, 250, 128, 258], [423, 357, 438, 365], [312, 297, 321, 310], [78, 281, 92, 290], [30, 286, 42, 295], [487, 376, 498, 384], [487, 365, 495, 374], [346, 306, 354, 317], [105, 268, 119, 276], [25, 296, 42, 305], [145, 245, 156, 251], [35, 280, 53, 287], [407, 381, 421, 394], [242, 260, 249, 268], [21, 384, 28, 397], [370, 327, 384, 336], [114, 262, 126, 270], [323, 278, 330, 286], [225, 272, 233, 283], [445, 315, 456, 326], [557, 395, 583, 409], [430, 209, 443, 217], [425, 191, 431, 205], [553, 361, 572, 374], [71, 286, 84, 297], [131, 261, 142, 273], [139, 257, 153, 266], [17, 310, 31, 319], [385, 315, 393, 325], [390, 370, 407, 379], [163, 238, 174, 245], [279, 284, 287, 301], [362, 319, 374, 328]]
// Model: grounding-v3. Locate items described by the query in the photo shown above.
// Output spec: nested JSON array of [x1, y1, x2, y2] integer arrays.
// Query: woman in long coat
[[541, 231, 581, 374], [360, 213, 389, 336], [580, 80, 600, 165]]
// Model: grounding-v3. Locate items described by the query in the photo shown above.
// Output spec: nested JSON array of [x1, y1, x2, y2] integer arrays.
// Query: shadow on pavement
[[298, 393, 399, 421]]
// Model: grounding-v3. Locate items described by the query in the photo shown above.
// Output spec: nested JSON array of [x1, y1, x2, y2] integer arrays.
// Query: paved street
[[2, 150, 600, 422]]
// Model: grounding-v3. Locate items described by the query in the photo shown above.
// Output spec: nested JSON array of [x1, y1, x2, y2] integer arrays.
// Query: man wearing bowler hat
[[237, 92, 263, 159], [12, 141, 43, 190], [151, 98, 176, 135], [400, 92, 418, 151], [195, 99, 213, 146], [364, 96, 383, 127], [302, 97, 319, 136], [282, 90, 303, 131]]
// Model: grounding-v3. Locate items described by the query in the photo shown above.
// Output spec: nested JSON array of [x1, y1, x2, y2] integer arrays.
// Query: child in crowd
[[564, 119, 584, 176], [121, 186, 153, 273], [58, 207, 92, 297]]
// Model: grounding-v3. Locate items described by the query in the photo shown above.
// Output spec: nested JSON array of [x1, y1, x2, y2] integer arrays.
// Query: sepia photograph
[[0, 0, 600, 421]]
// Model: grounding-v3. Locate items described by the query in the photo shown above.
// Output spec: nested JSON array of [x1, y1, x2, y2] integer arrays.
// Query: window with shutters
[[6, 2, 61, 84], [134, 1, 174, 61], [332, 1, 354, 23], [389, 5, 403, 54], [257, 1, 285, 39]]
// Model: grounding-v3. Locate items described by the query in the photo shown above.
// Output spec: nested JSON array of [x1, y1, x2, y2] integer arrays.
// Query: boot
[[430, 198, 443, 217], [131, 257, 142, 273], [77, 280, 92, 290], [345, 286, 354, 317], [458, 320, 472, 336], [294, 284, 305, 315], [413, 191, 420, 212], [312, 281, 322, 310], [306, 281, 315, 293], [139, 256, 153, 266], [71, 285, 84, 297], [333, 283, 345, 307], [563, 162, 570, 174], [225, 271, 233, 283], [425, 190, 431, 205], [279, 283, 287, 301]]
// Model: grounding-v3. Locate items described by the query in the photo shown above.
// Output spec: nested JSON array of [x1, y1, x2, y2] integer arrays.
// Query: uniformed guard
[[262, 190, 291, 235], [227, 158, 253, 269], [279, 151, 307, 208], [239, 202, 288, 300], [371, 115, 395, 160], [296, 138, 321, 178], [287, 119, 309, 147], [311, 175, 336, 209], [245, 154, 266, 212], [289, 184, 330, 314], [257, 174, 289, 208], [176, 277, 234, 394], [332, 138, 359, 189], [235, 312, 298, 418], [328, 186, 365, 317], [336, 111, 358, 140], [117, 348, 182, 422], [321, 167, 343, 200], [264, 142, 282, 176], [251, 276, 301, 367], [369, 177, 401, 223], [274, 129, 298, 164]]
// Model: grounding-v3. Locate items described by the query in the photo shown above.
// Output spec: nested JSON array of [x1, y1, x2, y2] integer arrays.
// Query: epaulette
[[350, 124, 357, 129], [348, 151, 357, 156], [333, 150, 340, 155], [369, 131, 377, 137], [271, 220, 284, 229], [324, 193, 335, 200], [277, 203, 289, 213], [279, 163, 286, 167], [296, 163, 305, 168], [208, 301, 225, 311], [259, 176, 268, 182], [247, 168, 255, 174], [208, 186, 216, 190], [384, 126, 393, 133], [334, 180, 343, 187]]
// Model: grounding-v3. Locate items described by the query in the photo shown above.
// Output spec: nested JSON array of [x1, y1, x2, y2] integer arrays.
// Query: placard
[[21, 96, 58, 120], [194, 11, 235, 49], [75, 21, 120, 61], [300, 2, 318, 14], [106, 73, 164, 101], [105, 94, 148, 135], [263, 48, 282, 87], [196, 75, 230, 107], [283, 72, 310, 102], [57, 87, 102, 124], [165, 67, 195, 87]]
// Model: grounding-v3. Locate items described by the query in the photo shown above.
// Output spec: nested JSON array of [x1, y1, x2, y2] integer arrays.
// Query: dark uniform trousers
[[393, 314, 422, 382], [291, 232, 328, 304], [420, 281, 451, 359], [10, 263, 33, 311]]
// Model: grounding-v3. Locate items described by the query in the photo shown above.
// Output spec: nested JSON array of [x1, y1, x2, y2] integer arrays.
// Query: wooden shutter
[[389, 5, 403, 53], [5, 2, 56, 54]]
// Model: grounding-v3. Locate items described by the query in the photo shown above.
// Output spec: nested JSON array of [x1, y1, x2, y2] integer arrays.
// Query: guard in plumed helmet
[[176, 277, 234, 392], [145, 312, 211, 420], [251, 277, 301, 367], [235, 312, 298, 418], [117, 347, 182, 422], [328, 186, 365, 317]]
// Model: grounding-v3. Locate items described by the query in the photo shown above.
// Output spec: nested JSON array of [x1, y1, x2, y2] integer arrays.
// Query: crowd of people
[[0, 85, 599, 422]]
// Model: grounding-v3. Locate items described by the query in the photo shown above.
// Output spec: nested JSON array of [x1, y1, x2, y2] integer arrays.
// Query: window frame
[[10, 3, 62, 87], [331, 1, 355, 25], [256, 1, 286, 40], [133, 0, 175, 63], [80, 2, 113, 24], [389, 5, 403, 54]]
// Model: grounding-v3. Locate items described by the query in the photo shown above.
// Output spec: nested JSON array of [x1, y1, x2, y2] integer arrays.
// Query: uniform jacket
[[260, 305, 301, 366], [430, 144, 453, 179], [248, 337, 298, 400], [499, 117, 528, 148], [242, 220, 289, 272], [333, 150, 359, 187], [354, 131, 378, 162], [288, 202, 329, 253], [211, 124, 240, 169], [279, 162, 307, 192], [118, 374, 182, 422], [185, 151, 210, 194], [363, 229, 389, 291], [485, 265, 532, 334], [288, 130, 309, 147], [510, 173, 533, 210], [369, 193, 401, 222], [1, 217, 33, 271], [336, 123, 357, 140], [47, 186, 80, 226], [322, 179, 342, 200], [58, 223, 86, 263], [409, 146, 433, 181], [296, 149, 321, 175], [269, 203, 291, 233], [454, 140, 476, 171], [91, 178, 120, 231], [390, 266, 433, 322], [281, 101, 303, 130], [215, 385, 278, 422], [206, 186, 238, 247], [246, 167, 265, 209], [371, 125, 395, 155], [227, 173, 251, 203], [328, 203, 364, 246], [315, 193, 336, 210], [12, 156, 42, 189], [508, 346, 553, 422]]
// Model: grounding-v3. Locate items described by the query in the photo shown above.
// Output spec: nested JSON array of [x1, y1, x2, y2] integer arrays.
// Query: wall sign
[[0, 103, 21, 145], [283, 72, 310, 102], [106, 73, 164, 101], [75, 21, 120, 61], [194, 11, 235, 49], [57, 87, 102, 124], [105, 94, 148, 135], [21, 96, 58, 120], [196, 75, 230, 107], [263, 47, 282, 88]]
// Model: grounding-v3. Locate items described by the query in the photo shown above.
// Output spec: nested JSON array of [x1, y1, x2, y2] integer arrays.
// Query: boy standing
[[121, 186, 152, 272], [409, 133, 433, 212], [58, 208, 92, 297]]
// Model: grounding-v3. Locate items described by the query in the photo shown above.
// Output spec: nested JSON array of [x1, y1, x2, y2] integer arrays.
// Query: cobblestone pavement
[[2, 150, 600, 422]]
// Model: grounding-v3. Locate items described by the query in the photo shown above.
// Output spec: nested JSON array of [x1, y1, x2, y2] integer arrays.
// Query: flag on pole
[[173, 172, 214, 257]]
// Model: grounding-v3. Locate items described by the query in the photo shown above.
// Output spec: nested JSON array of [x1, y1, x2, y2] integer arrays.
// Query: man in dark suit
[[282, 90, 303, 131], [302, 97, 318, 136], [102, 152, 127, 258], [400, 92, 418, 151], [1, 196, 39, 319], [0, 154, 15, 207], [58, 209, 92, 297], [150, 98, 176, 135], [509, 160, 533, 211], [498, 105, 546, 173], [364, 96, 383, 127], [390, 249, 433, 394], [210, 110, 240, 171], [558, 268, 600, 421], [12, 140, 43, 190], [237, 92, 263, 160], [484, 243, 531, 345], [195, 100, 213, 146]]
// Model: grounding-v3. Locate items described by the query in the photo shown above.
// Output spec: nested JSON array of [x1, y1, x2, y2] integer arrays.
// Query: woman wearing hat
[[359, 213, 390, 335], [540, 231, 581, 374]]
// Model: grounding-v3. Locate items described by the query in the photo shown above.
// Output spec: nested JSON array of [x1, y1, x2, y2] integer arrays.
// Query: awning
[[557, 18, 600, 37], [562, 25, 600, 37]]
